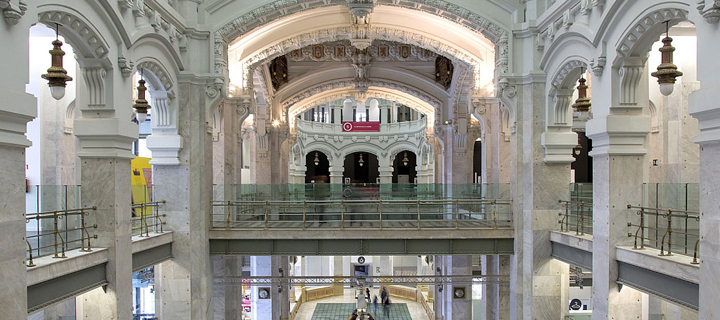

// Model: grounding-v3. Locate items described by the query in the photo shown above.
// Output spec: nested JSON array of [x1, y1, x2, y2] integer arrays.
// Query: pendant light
[[573, 136, 582, 156], [571, 68, 591, 122], [314, 152, 320, 166], [133, 69, 151, 123], [358, 154, 364, 167], [651, 21, 683, 96], [402, 152, 409, 166], [41, 24, 73, 100]]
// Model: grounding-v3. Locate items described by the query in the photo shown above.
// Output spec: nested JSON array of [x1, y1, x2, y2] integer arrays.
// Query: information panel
[[342, 121, 380, 132]]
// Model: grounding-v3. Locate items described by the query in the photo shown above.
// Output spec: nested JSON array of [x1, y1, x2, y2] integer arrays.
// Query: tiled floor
[[310, 303, 412, 320], [293, 288, 429, 320]]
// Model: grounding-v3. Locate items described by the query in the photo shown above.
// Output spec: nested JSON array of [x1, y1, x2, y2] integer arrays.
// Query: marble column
[[277, 256, 290, 320], [75, 121, 137, 319], [213, 99, 242, 200], [509, 81, 570, 320], [378, 157, 393, 184], [587, 113, 649, 319], [252, 256, 273, 320], [333, 256, 344, 294], [444, 255, 472, 319], [154, 80, 214, 320], [214, 255, 243, 320]]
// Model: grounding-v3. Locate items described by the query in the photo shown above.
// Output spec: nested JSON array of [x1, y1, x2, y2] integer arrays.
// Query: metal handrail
[[131, 201, 166, 237], [558, 200, 592, 235], [213, 198, 512, 229], [25, 206, 97, 263], [627, 205, 700, 259]]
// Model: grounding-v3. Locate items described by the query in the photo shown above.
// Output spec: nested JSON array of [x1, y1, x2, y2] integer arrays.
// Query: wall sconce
[[358, 154, 364, 167], [651, 21, 683, 96], [272, 119, 281, 127], [314, 152, 320, 166], [573, 136, 582, 156], [133, 69, 151, 123], [402, 152, 409, 166], [41, 24, 72, 100], [571, 68, 591, 122]]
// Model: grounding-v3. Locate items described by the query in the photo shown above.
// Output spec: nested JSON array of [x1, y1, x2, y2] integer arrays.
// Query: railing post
[[492, 199, 498, 229], [640, 207, 645, 249], [455, 199, 459, 229], [302, 201, 306, 229], [417, 200, 421, 229], [25, 240, 35, 267], [226, 200, 231, 229], [265, 201, 269, 229], [578, 202, 585, 236], [379, 199, 382, 229]]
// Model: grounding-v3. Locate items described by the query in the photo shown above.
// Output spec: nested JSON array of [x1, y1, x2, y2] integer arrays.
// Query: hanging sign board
[[342, 121, 380, 132]]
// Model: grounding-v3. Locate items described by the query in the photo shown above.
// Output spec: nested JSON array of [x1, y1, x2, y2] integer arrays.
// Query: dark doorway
[[305, 151, 330, 183], [473, 139, 482, 184], [571, 132, 593, 183], [343, 152, 379, 184], [392, 151, 417, 184]]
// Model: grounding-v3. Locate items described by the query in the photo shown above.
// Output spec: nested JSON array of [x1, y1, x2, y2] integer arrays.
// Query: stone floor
[[293, 288, 429, 320], [310, 303, 412, 320]]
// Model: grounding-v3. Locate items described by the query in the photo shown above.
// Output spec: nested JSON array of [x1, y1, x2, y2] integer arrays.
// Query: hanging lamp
[[314, 152, 320, 166], [41, 24, 73, 100], [402, 152, 409, 166], [133, 69, 151, 123], [651, 21, 683, 96], [571, 68, 591, 122], [358, 154, 364, 167]]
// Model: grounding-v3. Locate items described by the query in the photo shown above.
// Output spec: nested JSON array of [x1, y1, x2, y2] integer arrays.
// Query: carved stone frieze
[[616, 8, 687, 57], [551, 60, 587, 88], [137, 61, 173, 91], [287, 40, 437, 63]]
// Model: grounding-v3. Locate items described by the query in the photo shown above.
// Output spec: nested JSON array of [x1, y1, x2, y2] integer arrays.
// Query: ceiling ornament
[[269, 56, 289, 91], [435, 56, 454, 90]]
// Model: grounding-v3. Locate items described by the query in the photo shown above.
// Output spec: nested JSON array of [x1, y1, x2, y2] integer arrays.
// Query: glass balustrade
[[212, 184, 511, 229]]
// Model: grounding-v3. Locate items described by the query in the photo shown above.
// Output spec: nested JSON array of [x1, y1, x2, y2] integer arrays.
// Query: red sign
[[342, 121, 380, 132]]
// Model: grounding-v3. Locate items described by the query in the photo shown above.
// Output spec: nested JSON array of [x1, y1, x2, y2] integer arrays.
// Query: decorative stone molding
[[118, 56, 135, 78], [38, 10, 109, 59], [616, 8, 687, 57], [618, 59, 644, 106], [1, 0, 26, 25], [552, 89, 574, 126], [64, 100, 76, 134], [132, 0, 145, 17], [206, 78, 224, 99], [697, 0, 720, 23], [82, 67, 107, 108], [590, 56, 606, 77], [282, 79, 441, 112], [137, 61, 173, 92], [241, 26, 476, 89], [216, 0, 507, 85], [152, 96, 170, 127], [496, 34, 509, 74], [551, 60, 587, 88], [118, 0, 133, 9], [498, 78, 516, 99], [287, 40, 437, 63]]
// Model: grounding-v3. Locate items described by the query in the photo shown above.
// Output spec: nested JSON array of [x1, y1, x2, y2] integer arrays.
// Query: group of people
[[353, 286, 391, 319]]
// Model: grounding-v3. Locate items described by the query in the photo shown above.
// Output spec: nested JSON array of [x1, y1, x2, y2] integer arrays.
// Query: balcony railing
[[25, 206, 98, 266], [558, 200, 592, 235], [212, 198, 512, 229], [131, 201, 167, 237], [213, 183, 511, 202], [627, 205, 700, 262]]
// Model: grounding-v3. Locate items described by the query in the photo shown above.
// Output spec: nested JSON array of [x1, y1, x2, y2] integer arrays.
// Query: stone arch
[[614, 5, 691, 60], [36, 9, 110, 60], [286, 85, 439, 133]]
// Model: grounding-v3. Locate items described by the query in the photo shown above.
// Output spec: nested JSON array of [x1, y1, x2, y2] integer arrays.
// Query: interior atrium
[[1, 0, 719, 319]]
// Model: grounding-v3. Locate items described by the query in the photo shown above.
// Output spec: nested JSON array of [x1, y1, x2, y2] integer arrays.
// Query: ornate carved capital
[[83, 67, 107, 108], [698, 0, 720, 23], [118, 56, 134, 78], [590, 56, 606, 77]]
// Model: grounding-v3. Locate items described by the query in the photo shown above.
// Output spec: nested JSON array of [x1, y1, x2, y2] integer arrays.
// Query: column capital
[[147, 134, 183, 165], [689, 84, 720, 145], [74, 118, 138, 159], [0, 86, 36, 148], [541, 130, 578, 164], [586, 114, 651, 156]]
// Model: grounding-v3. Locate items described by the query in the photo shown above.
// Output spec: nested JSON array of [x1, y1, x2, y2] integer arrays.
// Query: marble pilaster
[[447, 255, 472, 320], [78, 157, 134, 320], [154, 81, 214, 320], [252, 256, 273, 320], [213, 255, 242, 320], [587, 114, 649, 320]]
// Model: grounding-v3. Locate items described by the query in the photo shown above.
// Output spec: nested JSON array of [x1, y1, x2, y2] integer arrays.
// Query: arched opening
[[472, 138, 482, 184], [344, 152, 379, 184], [305, 151, 330, 183], [392, 151, 417, 184]]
